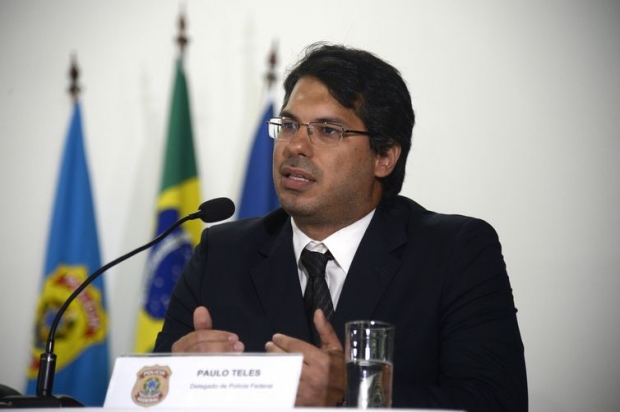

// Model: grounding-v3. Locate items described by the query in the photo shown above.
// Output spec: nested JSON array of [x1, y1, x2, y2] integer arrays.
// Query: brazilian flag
[[134, 58, 201, 353]]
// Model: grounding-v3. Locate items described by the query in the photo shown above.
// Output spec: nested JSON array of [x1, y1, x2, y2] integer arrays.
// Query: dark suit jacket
[[155, 196, 528, 411]]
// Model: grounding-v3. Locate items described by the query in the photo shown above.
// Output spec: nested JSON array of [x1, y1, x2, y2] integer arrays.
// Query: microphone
[[188, 197, 236, 223], [1, 198, 235, 408]]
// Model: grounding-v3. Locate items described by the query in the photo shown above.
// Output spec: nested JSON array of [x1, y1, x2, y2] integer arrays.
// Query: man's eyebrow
[[314, 117, 347, 125], [279, 111, 347, 126], [279, 110, 298, 120]]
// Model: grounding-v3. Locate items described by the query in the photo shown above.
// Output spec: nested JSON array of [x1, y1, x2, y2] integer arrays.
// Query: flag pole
[[32, 55, 87, 404], [133, 8, 202, 353], [176, 9, 188, 57], [68, 55, 80, 101], [265, 41, 278, 90]]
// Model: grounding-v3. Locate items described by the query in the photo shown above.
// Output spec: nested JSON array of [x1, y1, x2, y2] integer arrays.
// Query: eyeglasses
[[267, 117, 371, 146]]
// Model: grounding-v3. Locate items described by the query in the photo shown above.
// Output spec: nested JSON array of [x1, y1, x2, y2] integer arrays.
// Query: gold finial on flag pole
[[265, 41, 278, 89], [68, 54, 80, 101], [176, 9, 189, 55]]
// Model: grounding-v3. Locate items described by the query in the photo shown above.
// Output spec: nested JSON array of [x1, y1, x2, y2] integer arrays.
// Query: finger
[[172, 330, 244, 353], [264, 340, 286, 353], [314, 309, 343, 351], [184, 338, 245, 353], [193, 306, 212, 330], [271, 333, 315, 355]]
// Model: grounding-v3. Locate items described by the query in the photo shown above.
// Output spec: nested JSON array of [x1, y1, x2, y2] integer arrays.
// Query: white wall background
[[1, 0, 619, 410]]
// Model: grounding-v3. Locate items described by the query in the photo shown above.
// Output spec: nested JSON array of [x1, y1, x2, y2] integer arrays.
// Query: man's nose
[[286, 124, 313, 154]]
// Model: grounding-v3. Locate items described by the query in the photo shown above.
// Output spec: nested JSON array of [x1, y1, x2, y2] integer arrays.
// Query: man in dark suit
[[154, 43, 528, 411]]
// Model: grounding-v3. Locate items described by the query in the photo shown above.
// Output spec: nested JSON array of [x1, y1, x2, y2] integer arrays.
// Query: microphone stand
[[1, 212, 202, 408]]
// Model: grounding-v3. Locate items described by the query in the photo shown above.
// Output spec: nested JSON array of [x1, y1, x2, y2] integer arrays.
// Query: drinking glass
[[344, 320, 395, 408]]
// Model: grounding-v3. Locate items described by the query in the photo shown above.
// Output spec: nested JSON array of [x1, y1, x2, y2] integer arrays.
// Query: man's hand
[[265, 309, 345, 407], [171, 306, 245, 353]]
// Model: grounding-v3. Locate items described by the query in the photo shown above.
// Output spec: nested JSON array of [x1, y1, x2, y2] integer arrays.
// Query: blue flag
[[238, 100, 279, 218], [26, 102, 109, 406]]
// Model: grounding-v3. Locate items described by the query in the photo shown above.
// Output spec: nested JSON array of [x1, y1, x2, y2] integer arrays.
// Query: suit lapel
[[332, 202, 407, 342], [250, 218, 312, 341], [247, 202, 409, 344]]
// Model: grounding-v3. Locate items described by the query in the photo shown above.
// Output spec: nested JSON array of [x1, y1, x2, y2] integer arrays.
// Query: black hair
[[282, 43, 415, 199]]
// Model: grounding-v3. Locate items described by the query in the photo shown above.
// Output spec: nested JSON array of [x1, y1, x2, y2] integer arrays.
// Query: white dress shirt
[[291, 209, 375, 309]]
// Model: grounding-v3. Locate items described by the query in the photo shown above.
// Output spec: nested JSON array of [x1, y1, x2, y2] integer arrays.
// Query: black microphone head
[[197, 197, 235, 223]]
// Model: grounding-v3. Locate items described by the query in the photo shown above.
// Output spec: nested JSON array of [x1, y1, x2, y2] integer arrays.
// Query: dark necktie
[[301, 248, 334, 346]]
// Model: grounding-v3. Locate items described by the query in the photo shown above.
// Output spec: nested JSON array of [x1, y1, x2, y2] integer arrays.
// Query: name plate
[[104, 353, 303, 408]]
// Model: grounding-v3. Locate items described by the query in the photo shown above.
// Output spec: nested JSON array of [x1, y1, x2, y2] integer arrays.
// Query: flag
[[134, 58, 201, 353], [26, 101, 109, 406], [237, 97, 279, 218]]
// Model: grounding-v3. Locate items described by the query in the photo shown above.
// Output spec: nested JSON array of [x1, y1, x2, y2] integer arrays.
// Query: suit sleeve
[[406, 218, 528, 411], [153, 228, 209, 352]]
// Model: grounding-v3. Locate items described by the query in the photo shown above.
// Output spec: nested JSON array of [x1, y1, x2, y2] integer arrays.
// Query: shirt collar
[[291, 209, 376, 273]]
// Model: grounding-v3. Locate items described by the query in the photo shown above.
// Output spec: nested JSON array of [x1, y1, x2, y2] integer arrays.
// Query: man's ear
[[374, 142, 401, 178]]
